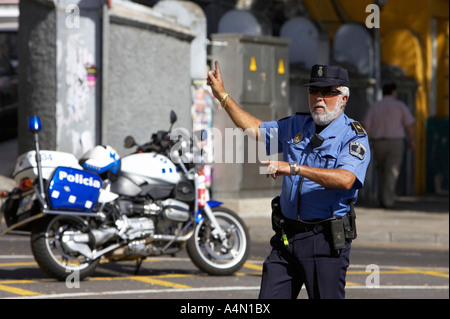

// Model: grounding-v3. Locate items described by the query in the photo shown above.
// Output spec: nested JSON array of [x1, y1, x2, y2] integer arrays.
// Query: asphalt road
[[0, 232, 448, 300]]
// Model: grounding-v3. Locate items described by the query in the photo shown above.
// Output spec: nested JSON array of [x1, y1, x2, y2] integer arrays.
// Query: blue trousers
[[259, 224, 351, 299]]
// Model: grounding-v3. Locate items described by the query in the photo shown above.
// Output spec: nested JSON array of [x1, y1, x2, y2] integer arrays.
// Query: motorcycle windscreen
[[47, 167, 102, 211]]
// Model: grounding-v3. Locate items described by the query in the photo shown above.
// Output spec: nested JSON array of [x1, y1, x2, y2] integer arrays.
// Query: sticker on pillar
[[281, 80, 287, 97], [249, 56, 257, 72], [86, 64, 97, 89], [260, 72, 266, 83], [278, 59, 285, 74], [247, 79, 253, 91]]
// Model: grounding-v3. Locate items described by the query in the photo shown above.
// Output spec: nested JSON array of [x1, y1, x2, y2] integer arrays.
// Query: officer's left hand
[[261, 161, 290, 179]]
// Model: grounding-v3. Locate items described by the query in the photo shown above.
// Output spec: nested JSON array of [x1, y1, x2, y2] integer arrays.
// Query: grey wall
[[17, 0, 194, 158], [103, 2, 194, 155], [18, 0, 57, 153]]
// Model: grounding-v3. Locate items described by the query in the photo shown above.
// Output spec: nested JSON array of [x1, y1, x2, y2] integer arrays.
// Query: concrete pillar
[[18, 0, 194, 158]]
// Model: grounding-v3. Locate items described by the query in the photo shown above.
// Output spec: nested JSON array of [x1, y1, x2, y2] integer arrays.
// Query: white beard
[[310, 96, 342, 126]]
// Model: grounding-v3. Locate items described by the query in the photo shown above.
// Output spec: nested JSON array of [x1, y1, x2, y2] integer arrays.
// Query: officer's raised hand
[[207, 61, 263, 140], [207, 61, 226, 102]]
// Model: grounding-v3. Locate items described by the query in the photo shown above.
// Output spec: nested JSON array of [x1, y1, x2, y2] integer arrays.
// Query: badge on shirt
[[293, 132, 303, 144], [350, 142, 366, 160]]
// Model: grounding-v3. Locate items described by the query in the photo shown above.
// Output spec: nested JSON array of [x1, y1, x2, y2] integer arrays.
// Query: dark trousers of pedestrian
[[258, 224, 351, 299], [372, 138, 405, 208]]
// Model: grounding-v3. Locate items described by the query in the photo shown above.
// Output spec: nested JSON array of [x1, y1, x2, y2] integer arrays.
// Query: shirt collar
[[314, 112, 347, 139]]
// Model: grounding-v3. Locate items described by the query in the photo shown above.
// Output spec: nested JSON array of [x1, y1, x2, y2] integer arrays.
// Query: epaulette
[[278, 112, 309, 122], [278, 115, 291, 122], [350, 121, 366, 135]]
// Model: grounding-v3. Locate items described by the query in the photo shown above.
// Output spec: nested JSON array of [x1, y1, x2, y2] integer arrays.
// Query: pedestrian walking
[[207, 62, 371, 299], [363, 83, 415, 208]]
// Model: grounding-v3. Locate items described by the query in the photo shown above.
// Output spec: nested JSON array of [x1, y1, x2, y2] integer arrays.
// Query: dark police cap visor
[[302, 64, 350, 87]]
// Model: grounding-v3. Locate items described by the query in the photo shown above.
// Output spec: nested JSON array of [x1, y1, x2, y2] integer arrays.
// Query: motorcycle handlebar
[[124, 111, 205, 164]]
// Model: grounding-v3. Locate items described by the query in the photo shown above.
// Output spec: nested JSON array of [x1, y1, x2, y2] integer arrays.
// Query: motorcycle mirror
[[170, 149, 181, 163], [28, 116, 42, 132], [124, 136, 136, 148], [193, 129, 207, 142], [170, 110, 177, 124], [201, 129, 207, 140]]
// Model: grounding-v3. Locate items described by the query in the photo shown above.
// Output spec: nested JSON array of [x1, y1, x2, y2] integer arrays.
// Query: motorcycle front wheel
[[186, 207, 250, 276], [31, 215, 100, 281]]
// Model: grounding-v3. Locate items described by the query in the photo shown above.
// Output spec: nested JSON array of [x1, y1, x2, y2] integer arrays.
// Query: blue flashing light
[[28, 116, 42, 132]]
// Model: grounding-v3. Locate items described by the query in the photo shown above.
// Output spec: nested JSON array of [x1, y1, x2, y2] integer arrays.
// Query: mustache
[[312, 102, 327, 110]]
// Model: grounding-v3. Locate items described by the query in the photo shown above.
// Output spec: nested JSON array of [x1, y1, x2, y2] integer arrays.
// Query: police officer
[[207, 62, 371, 299]]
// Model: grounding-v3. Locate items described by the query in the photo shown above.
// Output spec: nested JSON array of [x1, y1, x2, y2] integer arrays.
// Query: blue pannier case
[[48, 167, 102, 211]]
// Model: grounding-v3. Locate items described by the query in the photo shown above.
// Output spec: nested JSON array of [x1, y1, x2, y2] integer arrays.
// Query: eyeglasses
[[308, 87, 342, 97]]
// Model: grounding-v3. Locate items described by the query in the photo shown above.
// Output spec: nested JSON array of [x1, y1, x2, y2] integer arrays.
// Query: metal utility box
[[211, 33, 290, 199]]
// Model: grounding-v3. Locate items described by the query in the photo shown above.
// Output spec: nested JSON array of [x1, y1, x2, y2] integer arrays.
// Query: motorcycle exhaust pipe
[[106, 231, 194, 260], [152, 231, 193, 242]]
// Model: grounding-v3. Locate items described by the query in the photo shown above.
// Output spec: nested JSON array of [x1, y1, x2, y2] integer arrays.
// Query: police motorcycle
[[0, 113, 250, 281]]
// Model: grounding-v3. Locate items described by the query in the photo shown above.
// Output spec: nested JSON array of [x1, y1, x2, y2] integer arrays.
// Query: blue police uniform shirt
[[260, 112, 371, 221]]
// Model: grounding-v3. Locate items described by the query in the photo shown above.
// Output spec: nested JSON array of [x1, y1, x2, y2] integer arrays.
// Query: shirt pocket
[[286, 140, 306, 163], [316, 153, 337, 169]]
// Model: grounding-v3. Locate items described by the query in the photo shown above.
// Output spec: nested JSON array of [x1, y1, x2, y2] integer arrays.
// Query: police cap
[[303, 64, 350, 87]]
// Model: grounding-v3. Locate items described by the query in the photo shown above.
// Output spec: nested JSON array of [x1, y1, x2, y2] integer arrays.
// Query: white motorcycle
[[0, 112, 250, 280]]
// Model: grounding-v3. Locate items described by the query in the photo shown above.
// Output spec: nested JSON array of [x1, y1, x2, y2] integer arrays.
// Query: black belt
[[283, 218, 324, 234]]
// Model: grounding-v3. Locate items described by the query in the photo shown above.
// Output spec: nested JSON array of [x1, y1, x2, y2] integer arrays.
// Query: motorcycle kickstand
[[134, 258, 145, 275]]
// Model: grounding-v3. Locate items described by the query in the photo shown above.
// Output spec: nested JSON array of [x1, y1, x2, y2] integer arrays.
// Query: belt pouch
[[347, 200, 357, 239], [330, 218, 346, 250], [271, 196, 283, 233]]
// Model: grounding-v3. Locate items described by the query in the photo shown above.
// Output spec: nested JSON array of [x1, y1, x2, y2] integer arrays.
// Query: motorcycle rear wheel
[[186, 207, 250, 276], [31, 215, 100, 281]]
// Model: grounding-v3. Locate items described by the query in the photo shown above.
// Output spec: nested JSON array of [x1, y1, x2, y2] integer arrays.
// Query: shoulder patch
[[350, 142, 366, 160], [351, 121, 366, 135]]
